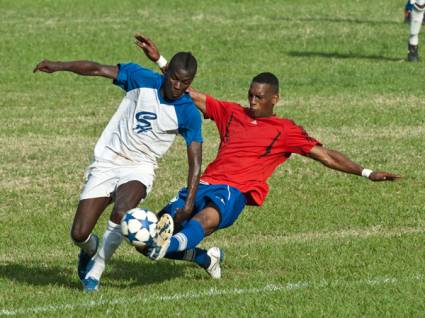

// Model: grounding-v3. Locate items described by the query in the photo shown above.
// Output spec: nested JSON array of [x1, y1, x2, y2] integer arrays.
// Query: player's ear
[[272, 94, 279, 105]]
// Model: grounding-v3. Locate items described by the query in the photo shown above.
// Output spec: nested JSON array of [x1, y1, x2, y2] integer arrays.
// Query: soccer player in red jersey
[[136, 34, 400, 279]]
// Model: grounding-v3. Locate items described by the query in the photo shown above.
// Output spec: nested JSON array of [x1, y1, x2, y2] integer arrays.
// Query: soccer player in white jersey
[[407, 0, 425, 61], [33, 52, 203, 291]]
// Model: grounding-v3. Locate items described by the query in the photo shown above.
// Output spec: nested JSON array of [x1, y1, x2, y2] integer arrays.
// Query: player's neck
[[248, 109, 274, 118], [159, 86, 176, 102]]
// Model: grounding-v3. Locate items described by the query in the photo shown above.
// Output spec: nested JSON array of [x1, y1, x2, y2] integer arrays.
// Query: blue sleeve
[[177, 103, 203, 146], [113, 63, 162, 92]]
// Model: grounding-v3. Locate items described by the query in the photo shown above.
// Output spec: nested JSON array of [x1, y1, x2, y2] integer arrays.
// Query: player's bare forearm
[[306, 145, 400, 181], [308, 146, 362, 174], [33, 60, 118, 79], [174, 141, 202, 223]]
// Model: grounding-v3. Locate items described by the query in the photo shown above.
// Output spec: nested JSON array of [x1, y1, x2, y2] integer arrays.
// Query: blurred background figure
[[406, 0, 425, 61], [404, 0, 414, 23]]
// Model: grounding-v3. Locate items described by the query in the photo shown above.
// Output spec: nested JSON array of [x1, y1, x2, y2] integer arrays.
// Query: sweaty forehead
[[168, 68, 194, 81]]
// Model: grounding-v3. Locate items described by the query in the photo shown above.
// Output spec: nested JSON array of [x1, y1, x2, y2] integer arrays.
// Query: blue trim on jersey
[[164, 184, 247, 230], [114, 63, 162, 91], [175, 98, 203, 145]]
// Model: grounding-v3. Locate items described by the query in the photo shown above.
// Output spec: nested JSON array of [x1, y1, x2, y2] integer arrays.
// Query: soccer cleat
[[206, 247, 224, 279], [82, 277, 99, 292], [407, 43, 419, 62], [77, 234, 99, 281], [146, 213, 174, 260]]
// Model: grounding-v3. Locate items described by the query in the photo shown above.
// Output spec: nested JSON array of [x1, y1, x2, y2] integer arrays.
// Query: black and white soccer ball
[[121, 208, 158, 247]]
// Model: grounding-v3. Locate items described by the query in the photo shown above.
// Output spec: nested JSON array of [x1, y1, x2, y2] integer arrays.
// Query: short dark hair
[[252, 72, 279, 94], [168, 52, 197, 77]]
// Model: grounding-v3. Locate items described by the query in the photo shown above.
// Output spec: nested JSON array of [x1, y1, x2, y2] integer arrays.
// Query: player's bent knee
[[193, 210, 220, 236], [70, 225, 91, 244]]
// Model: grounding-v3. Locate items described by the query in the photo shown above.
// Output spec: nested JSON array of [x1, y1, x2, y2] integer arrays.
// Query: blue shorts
[[163, 183, 247, 230]]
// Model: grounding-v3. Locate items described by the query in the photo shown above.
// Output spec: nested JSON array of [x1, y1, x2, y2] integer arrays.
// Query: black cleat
[[407, 44, 419, 62]]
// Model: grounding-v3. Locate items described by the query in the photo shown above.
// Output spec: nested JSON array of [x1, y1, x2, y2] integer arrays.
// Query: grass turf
[[1, 0, 424, 317]]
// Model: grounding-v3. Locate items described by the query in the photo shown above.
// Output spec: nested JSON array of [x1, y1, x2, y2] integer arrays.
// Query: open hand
[[33, 60, 58, 73], [174, 206, 193, 223], [369, 171, 401, 182], [135, 33, 160, 62]]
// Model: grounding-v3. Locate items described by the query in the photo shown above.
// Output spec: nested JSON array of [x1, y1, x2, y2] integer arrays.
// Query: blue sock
[[193, 248, 210, 269], [167, 219, 205, 253], [165, 248, 211, 269]]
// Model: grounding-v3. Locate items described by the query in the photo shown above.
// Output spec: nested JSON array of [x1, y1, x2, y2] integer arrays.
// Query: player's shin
[[85, 220, 123, 280], [165, 248, 211, 268], [168, 219, 205, 253]]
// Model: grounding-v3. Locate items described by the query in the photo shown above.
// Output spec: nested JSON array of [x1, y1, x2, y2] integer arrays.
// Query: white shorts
[[79, 160, 155, 200]]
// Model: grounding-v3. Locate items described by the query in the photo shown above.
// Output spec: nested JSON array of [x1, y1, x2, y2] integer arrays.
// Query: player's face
[[163, 68, 193, 100], [248, 82, 279, 118]]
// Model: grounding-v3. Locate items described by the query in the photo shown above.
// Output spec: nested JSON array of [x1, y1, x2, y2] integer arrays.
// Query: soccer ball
[[121, 208, 158, 247]]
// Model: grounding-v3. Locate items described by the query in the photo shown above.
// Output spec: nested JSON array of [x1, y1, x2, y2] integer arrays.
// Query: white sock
[[73, 233, 97, 256], [86, 220, 123, 280]]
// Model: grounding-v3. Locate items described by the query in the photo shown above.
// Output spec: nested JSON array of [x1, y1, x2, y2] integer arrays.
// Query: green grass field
[[1, 0, 425, 316]]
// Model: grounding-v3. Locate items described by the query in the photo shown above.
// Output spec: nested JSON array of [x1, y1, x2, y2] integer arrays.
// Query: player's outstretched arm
[[33, 60, 118, 79], [306, 145, 400, 181], [174, 141, 203, 223]]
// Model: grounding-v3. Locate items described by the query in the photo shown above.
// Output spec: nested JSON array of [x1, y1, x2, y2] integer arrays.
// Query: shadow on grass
[[288, 51, 403, 62], [0, 258, 186, 289], [106, 258, 187, 288], [0, 262, 80, 289]]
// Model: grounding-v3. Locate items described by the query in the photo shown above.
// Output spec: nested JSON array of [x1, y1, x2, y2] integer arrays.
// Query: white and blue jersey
[[93, 63, 202, 167]]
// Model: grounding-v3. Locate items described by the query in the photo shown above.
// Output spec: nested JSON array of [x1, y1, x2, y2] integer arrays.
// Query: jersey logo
[[134, 111, 157, 133], [215, 195, 226, 205]]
